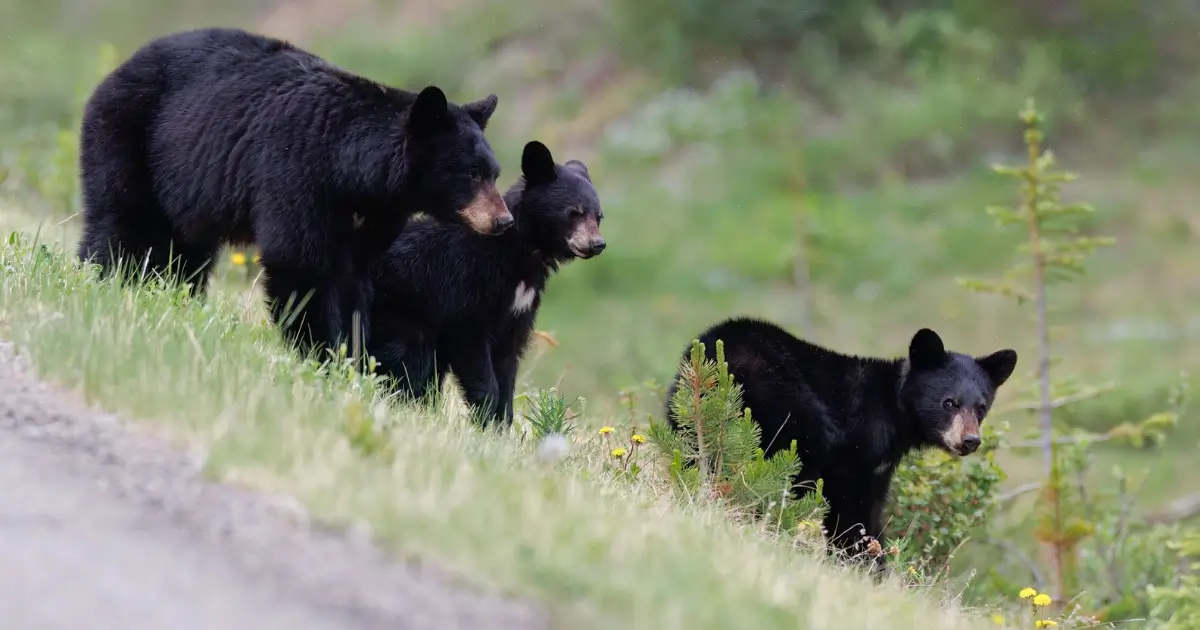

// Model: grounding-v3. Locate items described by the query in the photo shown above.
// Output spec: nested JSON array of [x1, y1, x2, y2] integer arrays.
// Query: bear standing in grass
[[369, 140, 605, 426], [665, 317, 1017, 565], [76, 27, 512, 356]]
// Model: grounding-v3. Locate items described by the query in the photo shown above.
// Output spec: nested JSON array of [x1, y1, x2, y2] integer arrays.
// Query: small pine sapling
[[957, 98, 1181, 604], [648, 338, 828, 535]]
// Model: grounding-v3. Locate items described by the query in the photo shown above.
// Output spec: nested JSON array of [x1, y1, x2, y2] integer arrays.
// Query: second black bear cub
[[76, 27, 512, 356], [369, 140, 605, 425], [665, 317, 1017, 562]]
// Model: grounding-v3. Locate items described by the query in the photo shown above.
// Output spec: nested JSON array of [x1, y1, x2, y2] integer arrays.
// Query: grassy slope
[[0, 235, 1004, 630]]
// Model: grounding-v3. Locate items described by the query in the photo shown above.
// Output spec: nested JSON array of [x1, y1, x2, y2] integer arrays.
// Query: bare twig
[[1006, 434, 1114, 449], [1145, 491, 1200, 524], [996, 481, 1042, 503], [986, 538, 1047, 589], [997, 386, 1117, 414]]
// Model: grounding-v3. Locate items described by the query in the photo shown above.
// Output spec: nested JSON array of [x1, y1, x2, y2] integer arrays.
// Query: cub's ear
[[409, 86, 449, 131], [564, 159, 591, 182], [908, 328, 946, 371], [521, 140, 558, 186], [462, 94, 499, 130], [976, 349, 1018, 387]]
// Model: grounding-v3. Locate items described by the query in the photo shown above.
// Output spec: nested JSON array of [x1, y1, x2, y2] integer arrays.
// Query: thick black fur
[[368, 140, 605, 426], [76, 27, 512, 356], [665, 317, 1018, 566]]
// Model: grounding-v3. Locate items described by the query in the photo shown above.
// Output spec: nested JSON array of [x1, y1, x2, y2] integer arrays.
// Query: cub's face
[[517, 141, 606, 261], [901, 328, 1018, 456], [406, 87, 513, 235]]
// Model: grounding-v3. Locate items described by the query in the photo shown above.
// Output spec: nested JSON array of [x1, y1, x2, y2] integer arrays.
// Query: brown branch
[[1145, 492, 1200, 525], [1005, 434, 1114, 449], [996, 481, 1042, 503]]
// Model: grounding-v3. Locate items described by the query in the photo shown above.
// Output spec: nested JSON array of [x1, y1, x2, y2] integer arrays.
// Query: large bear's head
[[404, 86, 513, 235]]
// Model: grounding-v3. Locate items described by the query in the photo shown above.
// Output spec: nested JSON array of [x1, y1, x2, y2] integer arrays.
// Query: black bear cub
[[369, 140, 605, 426], [76, 27, 513, 356], [665, 317, 1017, 565]]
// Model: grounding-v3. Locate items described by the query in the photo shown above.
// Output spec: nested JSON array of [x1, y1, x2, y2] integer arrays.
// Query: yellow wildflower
[[252, 253, 262, 264], [598, 426, 614, 435], [230, 251, 248, 267], [1035, 621, 1057, 628], [990, 613, 1004, 625], [611, 447, 627, 458], [907, 566, 918, 575], [1033, 593, 1052, 607], [1019, 587, 1038, 599], [631, 434, 646, 444]]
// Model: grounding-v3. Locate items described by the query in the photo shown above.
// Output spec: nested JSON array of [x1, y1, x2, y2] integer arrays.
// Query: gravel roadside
[[0, 341, 548, 630]]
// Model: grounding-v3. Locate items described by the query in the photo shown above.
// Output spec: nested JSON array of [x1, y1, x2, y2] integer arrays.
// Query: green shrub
[[1147, 531, 1200, 629], [886, 420, 1009, 575]]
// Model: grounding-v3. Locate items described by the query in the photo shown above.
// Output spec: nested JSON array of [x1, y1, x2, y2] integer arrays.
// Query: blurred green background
[[2, 0, 1198, 513]]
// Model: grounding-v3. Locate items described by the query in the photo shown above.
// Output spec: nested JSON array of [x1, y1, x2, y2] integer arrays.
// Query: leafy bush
[[886, 419, 1009, 575], [1147, 530, 1200, 629]]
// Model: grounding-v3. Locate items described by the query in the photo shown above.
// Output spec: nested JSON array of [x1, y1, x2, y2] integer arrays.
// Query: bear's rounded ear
[[564, 159, 591, 182], [976, 349, 1018, 388], [521, 140, 557, 185], [463, 94, 499, 131], [908, 328, 946, 371], [410, 86, 449, 131]]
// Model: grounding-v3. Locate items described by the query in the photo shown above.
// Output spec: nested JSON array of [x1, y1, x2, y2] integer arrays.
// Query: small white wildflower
[[537, 433, 570, 463]]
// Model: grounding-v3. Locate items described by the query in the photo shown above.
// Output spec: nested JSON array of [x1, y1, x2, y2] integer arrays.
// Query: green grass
[[0, 233, 1009, 630]]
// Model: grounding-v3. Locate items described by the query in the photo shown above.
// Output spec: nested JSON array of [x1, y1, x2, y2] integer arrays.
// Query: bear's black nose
[[493, 215, 514, 233], [590, 238, 606, 254], [962, 434, 981, 453]]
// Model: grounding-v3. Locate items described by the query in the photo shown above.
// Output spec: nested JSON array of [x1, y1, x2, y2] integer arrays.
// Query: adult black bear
[[665, 317, 1017, 566], [76, 27, 512, 356], [368, 140, 605, 426]]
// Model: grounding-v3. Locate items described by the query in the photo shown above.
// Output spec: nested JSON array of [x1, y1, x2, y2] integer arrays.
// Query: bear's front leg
[[366, 316, 437, 401], [491, 348, 520, 426], [256, 204, 355, 356], [442, 335, 500, 427], [341, 274, 375, 366], [260, 263, 345, 357]]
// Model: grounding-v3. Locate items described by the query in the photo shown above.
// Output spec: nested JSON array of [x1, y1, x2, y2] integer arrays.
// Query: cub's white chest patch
[[511, 282, 538, 314], [352, 213, 365, 229]]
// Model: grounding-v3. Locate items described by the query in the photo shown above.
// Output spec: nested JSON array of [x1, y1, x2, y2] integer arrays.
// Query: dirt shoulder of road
[[0, 340, 547, 630]]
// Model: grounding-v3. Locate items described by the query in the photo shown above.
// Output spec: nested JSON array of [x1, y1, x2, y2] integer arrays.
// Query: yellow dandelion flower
[[907, 566, 918, 575], [990, 613, 1004, 625], [1034, 620, 1057, 628], [1019, 587, 1038, 599], [610, 447, 627, 458], [598, 426, 614, 435], [631, 434, 646, 444], [230, 252, 248, 267], [1033, 593, 1051, 607]]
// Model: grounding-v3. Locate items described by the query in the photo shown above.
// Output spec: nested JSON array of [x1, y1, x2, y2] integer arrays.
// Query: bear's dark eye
[[977, 403, 988, 416], [941, 398, 957, 410]]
